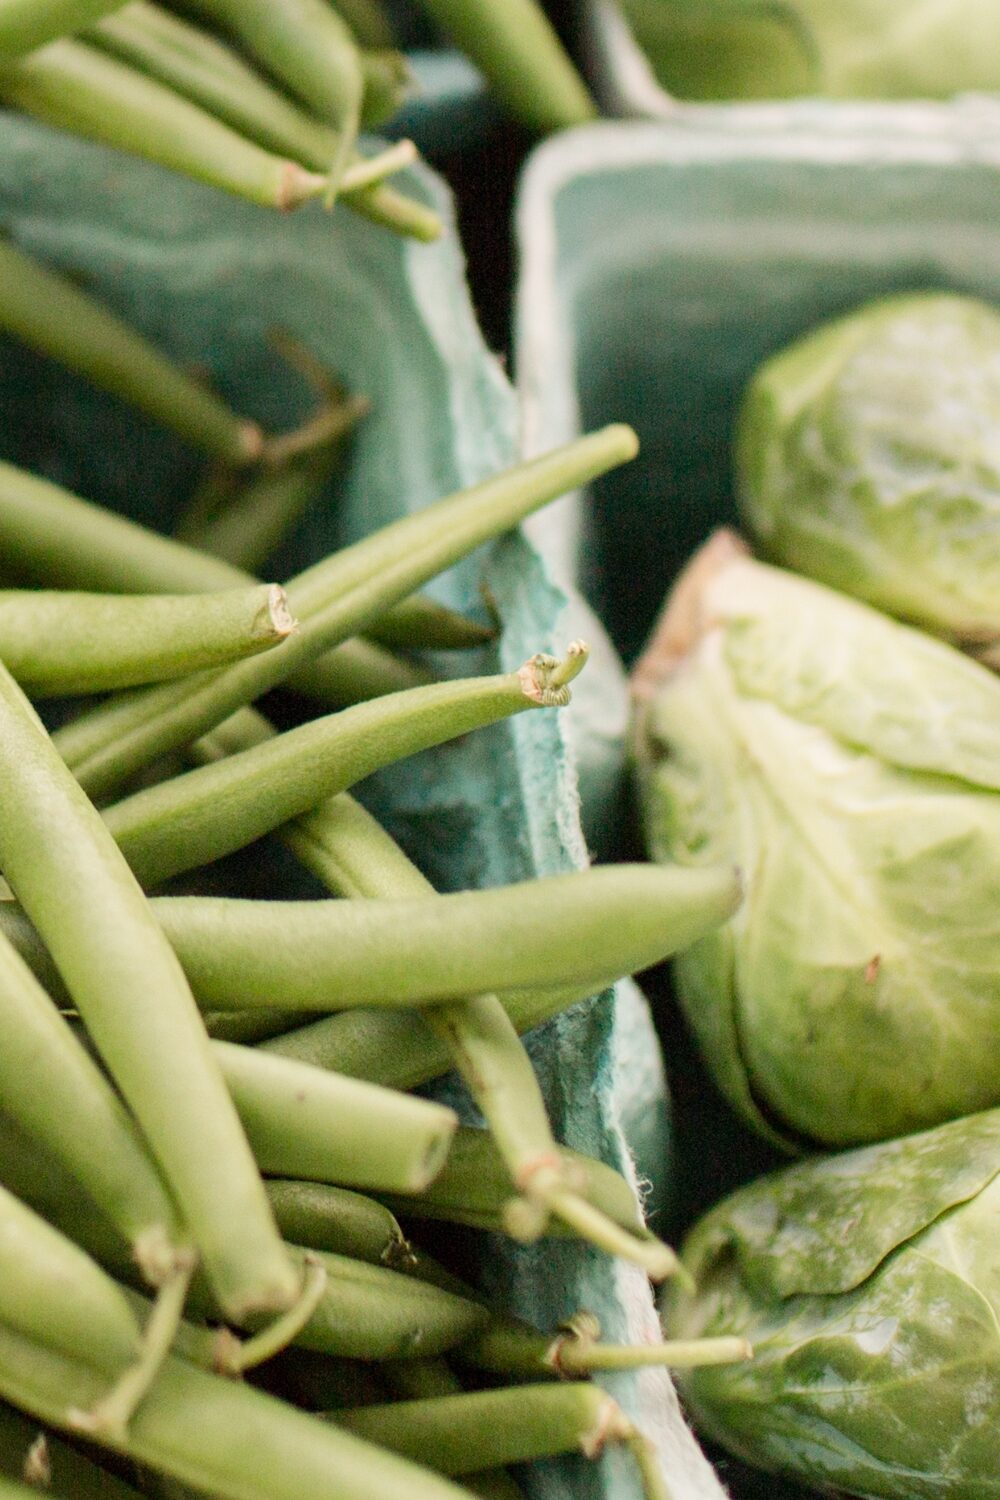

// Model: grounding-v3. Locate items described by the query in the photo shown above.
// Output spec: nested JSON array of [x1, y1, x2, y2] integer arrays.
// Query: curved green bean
[[414, 0, 597, 131], [0, 0, 127, 56], [215, 1041, 458, 1195], [0, 584, 292, 695], [53, 426, 639, 799], [0, 659, 297, 1319], [0, 40, 331, 208], [103, 659, 572, 887], [264, 1180, 408, 1265], [0, 240, 259, 464], [172, 0, 363, 200], [0, 1321, 475, 1500], [141, 864, 739, 1012]]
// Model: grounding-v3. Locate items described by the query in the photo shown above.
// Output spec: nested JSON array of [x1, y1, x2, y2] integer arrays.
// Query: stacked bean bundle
[[0, 241, 746, 1500]]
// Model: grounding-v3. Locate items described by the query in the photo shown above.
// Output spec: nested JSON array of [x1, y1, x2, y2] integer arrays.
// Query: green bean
[[137, 864, 739, 1013], [0, 1321, 476, 1500], [364, 595, 495, 651], [331, 0, 395, 49], [87, 1, 340, 170], [0, 1401, 142, 1500], [262, 790, 692, 1274], [0, 1182, 141, 1378], [0, 1120, 489, 1369], [60, 1002, 457, 1195], [205, 1008, 306, 1043], [333, 1384, 662, 1492], [214, 1041, 458, 1195], [264, 1180, 408, 1266], [85, 4, 421, 225], [414, 0, 597, 131], [172, 0, 363, 200], [0, 459, 477, 689], [0, 660, 298, 1320], [0, 894, 597, 1084], [0, 584, 292, 695], [379, 1125, 644, 1236], [345, 178, 443, 242], [53, 427, 639, 800], [284, 1248, 489, 1362], [103, 656, 577, 887], [0, 242, 260, 465], [359, 48, 412, 127], [0, 0, 127, 56], [0, 929, 182, 1272], [0, 40, 331, 209]]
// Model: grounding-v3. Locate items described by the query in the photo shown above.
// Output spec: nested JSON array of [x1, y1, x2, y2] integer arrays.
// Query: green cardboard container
[[0, 114, 685, 1500], [514, 98, 1000, 1494]]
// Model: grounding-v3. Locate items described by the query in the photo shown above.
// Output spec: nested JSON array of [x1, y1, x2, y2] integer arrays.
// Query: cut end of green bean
[[277, 161, 331, 211], [265, 584, 297, 639], [518, 640, 588, 707]]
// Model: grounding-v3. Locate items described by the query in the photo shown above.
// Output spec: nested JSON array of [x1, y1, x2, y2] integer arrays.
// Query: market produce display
[[1, 2, 997, 1497]]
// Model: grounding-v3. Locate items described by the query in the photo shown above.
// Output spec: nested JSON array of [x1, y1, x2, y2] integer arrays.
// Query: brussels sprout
[[631, 532, 1000, 1149], [666, 1109, 1000, 1497], [737, 293, 1000, 655], [618, 0, 1000, 101]]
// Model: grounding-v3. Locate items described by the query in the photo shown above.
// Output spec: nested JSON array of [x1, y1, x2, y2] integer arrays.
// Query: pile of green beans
[[0, 378, 750, 1494], [0, 134, 751, 1495], [0, 0, 597, 231]]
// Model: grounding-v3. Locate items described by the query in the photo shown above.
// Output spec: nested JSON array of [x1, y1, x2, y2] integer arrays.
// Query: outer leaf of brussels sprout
[[633, 544, 1000, 1146], [681, 1111, 1000, 1299], [738, 294, 1000, 643], [666, 1125, 1000, 1494]]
